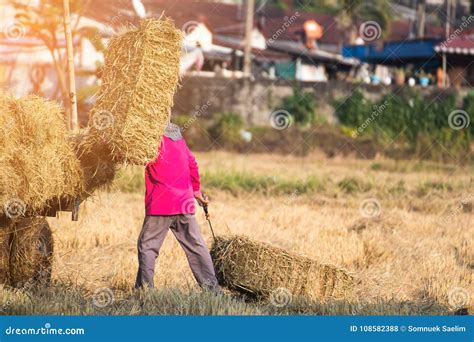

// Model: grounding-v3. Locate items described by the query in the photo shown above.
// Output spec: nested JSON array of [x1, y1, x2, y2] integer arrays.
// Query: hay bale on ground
[[0, 92, 83, 215], [83, 18, 182, 165], [10, 217, 53, 287], [211, 236, 354, 301]]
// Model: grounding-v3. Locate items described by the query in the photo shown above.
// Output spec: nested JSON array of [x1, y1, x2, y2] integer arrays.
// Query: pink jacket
[[145, 136, 201, 215]]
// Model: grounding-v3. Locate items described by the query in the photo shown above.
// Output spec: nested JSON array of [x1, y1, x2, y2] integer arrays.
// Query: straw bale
[[85, 18, 182, 165], [71, 132, 116, 194], [0, 92, 83, 215], [211, 236, 354, 300]]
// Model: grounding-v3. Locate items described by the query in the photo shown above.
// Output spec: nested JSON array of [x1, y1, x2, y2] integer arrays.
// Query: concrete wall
[[173, 76, 466, 126]]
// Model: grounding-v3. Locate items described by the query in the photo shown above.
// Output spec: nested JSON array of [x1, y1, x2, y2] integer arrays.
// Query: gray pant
[[135, 215, 220, 291]]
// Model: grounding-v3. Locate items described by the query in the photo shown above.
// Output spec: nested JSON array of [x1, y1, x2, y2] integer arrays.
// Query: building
[[83, 0, 359, 81], [435, 33, 474, 87]]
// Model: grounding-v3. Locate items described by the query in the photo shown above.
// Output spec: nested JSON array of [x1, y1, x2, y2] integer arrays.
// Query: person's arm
[[187, 144, 209, 205], [145, 140, 165, 183]]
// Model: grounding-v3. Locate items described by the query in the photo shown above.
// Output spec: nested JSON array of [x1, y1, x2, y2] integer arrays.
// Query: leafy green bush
[[334, 89, 471, 160], [208, 112, 244, 147], [334, 89, 374, 128], [279, 87, 319, 126]]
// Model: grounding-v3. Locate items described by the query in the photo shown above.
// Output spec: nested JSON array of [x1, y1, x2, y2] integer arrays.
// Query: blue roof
[[342, 39, 442, 67]]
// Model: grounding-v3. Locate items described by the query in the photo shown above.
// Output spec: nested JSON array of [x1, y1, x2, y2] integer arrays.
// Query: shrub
[[334, 89, 471, 161], [334, 89, 373, 128], [279, 87, 319, 126], [208, 112, 244, 147]]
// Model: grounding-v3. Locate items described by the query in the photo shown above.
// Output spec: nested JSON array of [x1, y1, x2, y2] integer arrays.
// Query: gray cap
[[163, 122, 182, 141]]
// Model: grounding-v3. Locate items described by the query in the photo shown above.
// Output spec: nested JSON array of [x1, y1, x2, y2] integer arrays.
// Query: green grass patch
[[337, 177, 372, 194], [0, 284, 449, 315], [202, 172, 326, 196], [416, 181, 454, 197]]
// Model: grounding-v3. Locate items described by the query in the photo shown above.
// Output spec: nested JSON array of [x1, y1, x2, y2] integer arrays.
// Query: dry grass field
[[1, 152, 472, 315]]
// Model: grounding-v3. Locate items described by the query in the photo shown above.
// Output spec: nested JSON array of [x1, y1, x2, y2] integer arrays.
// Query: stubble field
[[1, 152, 472, 315]]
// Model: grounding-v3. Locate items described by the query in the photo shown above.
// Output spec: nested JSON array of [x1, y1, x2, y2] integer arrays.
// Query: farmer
[[135, 122, 221, 292]]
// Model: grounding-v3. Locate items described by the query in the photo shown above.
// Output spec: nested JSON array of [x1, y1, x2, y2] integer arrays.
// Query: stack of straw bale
[[211, 236, 354, 300], [0, 18, 182, 216]]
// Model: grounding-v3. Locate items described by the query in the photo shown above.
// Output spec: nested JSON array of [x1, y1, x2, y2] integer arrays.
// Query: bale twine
[[10, 217, 53, 287], [83, 18, 182, 165], [211, 236, 354, 301], [0, 92, 83, 215]]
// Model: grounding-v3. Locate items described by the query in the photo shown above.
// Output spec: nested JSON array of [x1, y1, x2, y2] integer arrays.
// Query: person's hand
[[195, 192, 209, 206]]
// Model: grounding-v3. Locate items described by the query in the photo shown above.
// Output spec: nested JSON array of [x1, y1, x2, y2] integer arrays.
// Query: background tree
[[336, 0, 392, 44], [13, 0, 103, 125]]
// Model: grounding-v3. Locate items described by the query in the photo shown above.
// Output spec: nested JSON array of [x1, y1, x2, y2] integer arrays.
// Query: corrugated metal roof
[[435, 34, 474, 55]]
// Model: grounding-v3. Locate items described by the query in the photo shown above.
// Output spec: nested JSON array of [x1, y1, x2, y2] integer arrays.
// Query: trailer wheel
[[10, 217, 54, 288]]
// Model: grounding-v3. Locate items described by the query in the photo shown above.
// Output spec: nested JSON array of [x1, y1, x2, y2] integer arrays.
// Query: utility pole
[[442, 0, 452, 88], [416, 0, 426, 38], [63, 0, 78, 131], [243, 0, 255, 76]]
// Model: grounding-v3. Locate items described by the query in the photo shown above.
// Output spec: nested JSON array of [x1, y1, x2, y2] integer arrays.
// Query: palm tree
[[337, 0, 392, 44]]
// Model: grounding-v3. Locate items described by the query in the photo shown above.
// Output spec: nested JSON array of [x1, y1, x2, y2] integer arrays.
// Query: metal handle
[[202, 204, 216, 242]]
